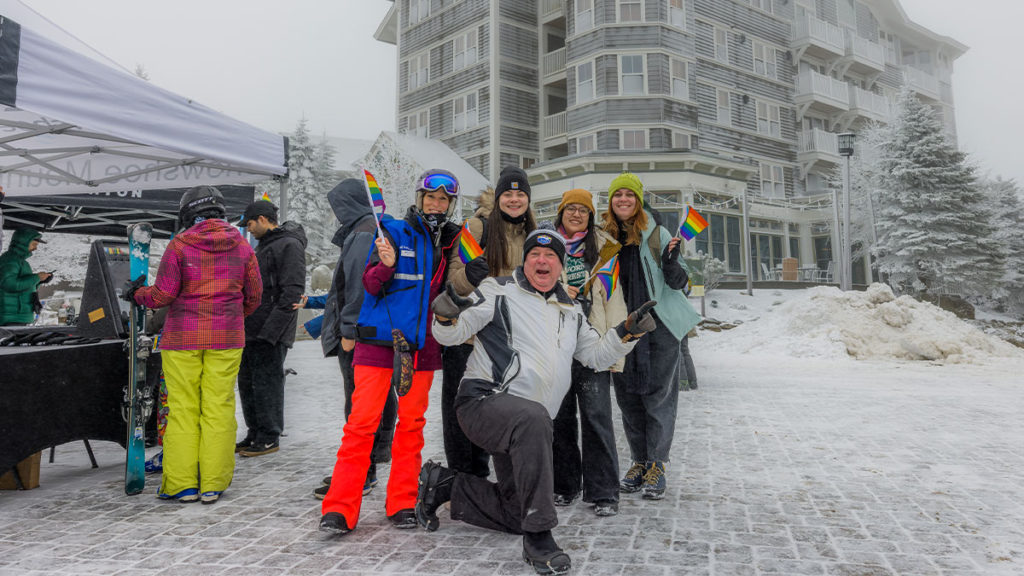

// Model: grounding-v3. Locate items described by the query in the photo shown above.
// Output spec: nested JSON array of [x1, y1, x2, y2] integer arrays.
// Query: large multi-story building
[[375, 0, 964, 283]]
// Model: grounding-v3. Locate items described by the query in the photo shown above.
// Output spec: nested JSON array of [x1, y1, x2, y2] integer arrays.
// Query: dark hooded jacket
[[245, 220, 307, 347], [0, 228, 44, 325], [319, 179, 379, 357]]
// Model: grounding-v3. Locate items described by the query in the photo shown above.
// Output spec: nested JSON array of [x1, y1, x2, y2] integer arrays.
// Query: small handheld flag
[[260, 191, 272, 202], [678, 206, 708, 241], [457, 223, 484, 264], [363, 169, 386, 235], [593, 255, 619, 301]]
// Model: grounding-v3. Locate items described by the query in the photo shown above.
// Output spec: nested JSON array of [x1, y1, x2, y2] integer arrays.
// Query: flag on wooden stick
[[363, 169, 386, 234], [457, 223, 484, 264], [678, 205, 709, 241]]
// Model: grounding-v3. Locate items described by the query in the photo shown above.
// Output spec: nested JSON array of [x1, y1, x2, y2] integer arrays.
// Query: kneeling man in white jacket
[[416, 229, 656, 575]]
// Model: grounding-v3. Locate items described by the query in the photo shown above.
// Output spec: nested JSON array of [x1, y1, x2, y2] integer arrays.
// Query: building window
[[621, 129, 647, 150], [716, 89, 731, 125], [577, 134, 596, 154], [618, 0, 642, 22], [671, 59, 688, 100], [750, 0, 772, 13], [672, 132, 694, 149], [522, 157, 536, 169], [760, 163, 785, 198], [576, 61, 594, 103], [753, 41, 777, 79], [409, 0, 430, 25], [713, 27, 729, 64], [756, 101, 781, 137], [669, 0, 685, 28], [453, 92, 479, 133], [576, 0, 594, 33], [407, 110, 429, 138], [408, 52, 429, 90], [620, 55, 645, 95], [453, 29, 478, 71], [696, 213, 742, 273]]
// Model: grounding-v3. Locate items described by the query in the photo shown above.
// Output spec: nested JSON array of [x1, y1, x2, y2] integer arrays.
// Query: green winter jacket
[[0, 228, 44, 325], [638, 214, 702, 340]]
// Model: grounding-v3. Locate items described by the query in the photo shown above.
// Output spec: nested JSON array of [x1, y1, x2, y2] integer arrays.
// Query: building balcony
[[794, 70, 849, 120], [792, 13, 844, 62], [844, 34, 885, 75], [798, 128, 839, 175], [542, 48, 566, 82], [904, 66, 940, 101], [848, 85, 893, 123], [543, 111, 567, 143], [541, 0, 564, 23]]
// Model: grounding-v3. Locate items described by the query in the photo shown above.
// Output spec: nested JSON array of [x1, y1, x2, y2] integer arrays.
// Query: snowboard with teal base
[[125, 223, 153, 495]]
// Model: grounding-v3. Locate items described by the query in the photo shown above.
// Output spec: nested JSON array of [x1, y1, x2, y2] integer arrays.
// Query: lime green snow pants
[[160, 348, 243, 496]]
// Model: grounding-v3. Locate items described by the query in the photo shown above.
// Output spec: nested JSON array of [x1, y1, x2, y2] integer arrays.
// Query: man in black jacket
[[312, 179, 396, 497], [236, 200, 307, 457]]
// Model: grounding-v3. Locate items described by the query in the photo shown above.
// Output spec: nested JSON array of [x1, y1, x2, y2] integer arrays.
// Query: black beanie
[[523, 229, 566, 264], [495, 166, 531, 200]]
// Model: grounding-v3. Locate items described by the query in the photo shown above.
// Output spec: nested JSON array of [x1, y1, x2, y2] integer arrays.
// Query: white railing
[[793, 13, 844, 54], [846, 34, 885, 70], [905, 66, 939, 99], [543, 111, 567, 139], [848, 85, 892, 119], [799, 128, 839, 156], [543, 47, 566, 77], [542, 0, 563, 18], [796, 70, 850, 108]]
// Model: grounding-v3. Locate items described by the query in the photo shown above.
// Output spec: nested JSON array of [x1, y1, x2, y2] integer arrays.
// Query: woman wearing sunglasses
[[320, 169, 462, 535], [547, 189, 627, 517], [441, 166, 536, 479]]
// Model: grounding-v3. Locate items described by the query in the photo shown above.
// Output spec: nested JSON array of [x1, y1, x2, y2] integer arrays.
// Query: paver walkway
[[1, 342, 1022, 575]]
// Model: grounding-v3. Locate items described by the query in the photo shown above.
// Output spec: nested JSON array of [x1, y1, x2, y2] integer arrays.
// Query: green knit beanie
[[608, 172, 644, 204]]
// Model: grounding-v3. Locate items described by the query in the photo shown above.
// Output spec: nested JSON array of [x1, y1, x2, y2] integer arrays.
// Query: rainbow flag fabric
[[457, 223, 484, 264], [594, 255, 619, 300], [679, 206, 709, 240], [259, 191, 272, 202], [364, 169, 386, 216]]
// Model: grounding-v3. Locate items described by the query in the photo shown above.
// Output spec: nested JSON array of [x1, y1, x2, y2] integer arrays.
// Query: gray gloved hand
[[624, 300, 657, 337], [431, 283, 474, 323]]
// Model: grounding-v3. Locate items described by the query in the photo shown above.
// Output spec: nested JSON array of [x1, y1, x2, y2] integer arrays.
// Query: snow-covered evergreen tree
[[978, 175, 1024, 312], [871, 89, 1003, 296], [358, 136, 421, 218]]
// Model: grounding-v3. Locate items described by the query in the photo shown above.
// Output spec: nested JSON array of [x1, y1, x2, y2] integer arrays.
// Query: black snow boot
[[523, 530, 571, 575], [415, 460, 455, 531]]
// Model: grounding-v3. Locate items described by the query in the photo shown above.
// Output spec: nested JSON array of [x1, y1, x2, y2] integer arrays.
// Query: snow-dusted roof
[[377, 131, 489, 200]]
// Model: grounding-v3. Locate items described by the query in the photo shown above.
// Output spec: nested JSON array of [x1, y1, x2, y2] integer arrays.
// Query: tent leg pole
[[278, 179, 289, 222]]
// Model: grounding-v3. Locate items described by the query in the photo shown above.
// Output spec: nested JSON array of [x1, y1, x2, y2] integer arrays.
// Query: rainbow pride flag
[[260, 191, 272, 202], [678, 206, 709, 241], [594, 255, 619, 300], [363, 169, 386, 216], [457, 223, 484, 264]]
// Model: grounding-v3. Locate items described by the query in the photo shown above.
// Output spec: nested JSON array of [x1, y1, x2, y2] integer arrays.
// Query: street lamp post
[[838, 132, 855, 291]]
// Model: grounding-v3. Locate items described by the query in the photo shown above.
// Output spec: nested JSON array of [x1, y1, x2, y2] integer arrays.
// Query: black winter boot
[[523, 530, 571, 575], [415, 461, 456, 531]]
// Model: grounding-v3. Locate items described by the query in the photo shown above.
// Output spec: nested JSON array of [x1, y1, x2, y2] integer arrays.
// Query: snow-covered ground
[[2, 284, 1024, 575]]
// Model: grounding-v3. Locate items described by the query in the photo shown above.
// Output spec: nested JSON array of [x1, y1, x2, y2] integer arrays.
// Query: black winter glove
[[661, 243, 689, 291], [431, 283, 475, 324], [464, 256, 489, 287], [616, 300, 657, 342], [120, 276, 146, 302]]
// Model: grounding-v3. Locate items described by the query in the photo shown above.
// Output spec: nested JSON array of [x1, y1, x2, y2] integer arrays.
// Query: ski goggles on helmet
[[420, 170, 459, 196]]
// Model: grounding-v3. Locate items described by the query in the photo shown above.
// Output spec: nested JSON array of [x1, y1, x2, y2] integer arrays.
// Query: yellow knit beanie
[[557, 189, 595, 214], [608, 172, 644, 204]]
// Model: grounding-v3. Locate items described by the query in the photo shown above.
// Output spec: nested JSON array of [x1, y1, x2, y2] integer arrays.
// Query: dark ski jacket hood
[[328, 178, 374, 249]]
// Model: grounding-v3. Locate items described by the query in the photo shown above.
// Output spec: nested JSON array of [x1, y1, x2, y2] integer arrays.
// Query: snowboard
[[125, 223, 154, 495]]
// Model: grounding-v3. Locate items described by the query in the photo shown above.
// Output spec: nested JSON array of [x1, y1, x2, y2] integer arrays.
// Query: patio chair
[[812, 261, 834, 283], [759, 262, 779, 281]]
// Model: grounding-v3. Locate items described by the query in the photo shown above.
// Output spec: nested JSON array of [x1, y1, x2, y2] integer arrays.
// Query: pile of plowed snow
[[706, 284, 1023, 364]]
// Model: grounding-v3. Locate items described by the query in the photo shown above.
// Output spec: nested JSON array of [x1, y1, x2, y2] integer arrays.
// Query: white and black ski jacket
[[433, 267, 637, 418]]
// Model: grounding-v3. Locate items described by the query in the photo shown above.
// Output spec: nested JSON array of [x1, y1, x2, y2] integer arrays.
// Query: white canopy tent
[[0, 3, 288, 200]]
